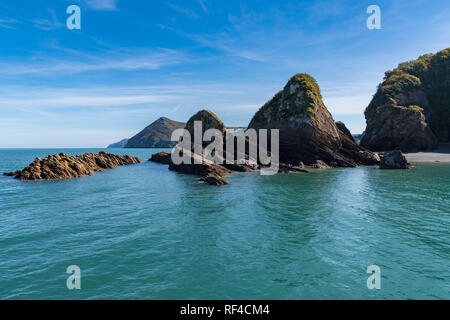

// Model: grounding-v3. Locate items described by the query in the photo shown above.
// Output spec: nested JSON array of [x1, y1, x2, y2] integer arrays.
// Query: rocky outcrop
[[150, 150, 232, 186], [107, 139, 129, 148], [4, 151, 141, 181], [149, 151, 172, 164], [149, 110, 260, 185], [185, 110, 227, 137], [335, 121, 355, 142], [362, 48, 449, 151], [361, 104, 438, 151], [248, 73, 380, 167], [125, 117, 185, 148], [380, 150, 410, 169]]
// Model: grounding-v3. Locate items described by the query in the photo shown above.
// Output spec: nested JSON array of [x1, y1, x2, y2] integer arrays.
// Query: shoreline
[[404, 143, 450, 163]]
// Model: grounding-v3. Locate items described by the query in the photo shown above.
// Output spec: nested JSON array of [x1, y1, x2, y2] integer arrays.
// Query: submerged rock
[[5, 151, 141, 181], [380, 150, 410, 169], [312, 160, 331, 169], [362, 48, 449, 151], [199, 174, 229, 186], [248, 73, 380, 167]]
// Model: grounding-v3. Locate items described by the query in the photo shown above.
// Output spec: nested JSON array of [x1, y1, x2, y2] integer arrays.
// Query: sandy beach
[[404, 143, 450, 163]]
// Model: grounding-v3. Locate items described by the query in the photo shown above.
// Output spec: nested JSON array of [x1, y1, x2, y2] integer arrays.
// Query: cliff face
[[125, 117, 185, 148], [335, 121, 355, 142], [248, 73, 379, 167], [361, 48, 449, 151]]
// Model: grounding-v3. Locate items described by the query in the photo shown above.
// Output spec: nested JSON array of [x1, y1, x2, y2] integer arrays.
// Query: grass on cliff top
[[186, 109, 225, 127], [407, 105, 424, 113], [249, 73, 331, 128], [289, 73, 323, 101], [366, 47, 449, 116]]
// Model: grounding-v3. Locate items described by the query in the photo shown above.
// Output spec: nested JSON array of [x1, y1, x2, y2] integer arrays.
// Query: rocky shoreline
[[4, 151, 141, 181]]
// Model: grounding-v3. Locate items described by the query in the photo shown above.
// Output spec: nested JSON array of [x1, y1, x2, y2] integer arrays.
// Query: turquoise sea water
[[0, 148, 449, 300]]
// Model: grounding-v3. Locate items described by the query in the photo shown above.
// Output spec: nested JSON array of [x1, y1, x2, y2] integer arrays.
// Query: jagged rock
[[248, 73, 380, 167], [3, 170, 20, 177], [362, 48, 449, 151], [5, 151, 141, 181], [149, 151, 172, 164], [362, 104, 438, 151], [221, 160, 259, 172], [312, 160, 331, 168], [380, 150, 410, 169], [278, 164, 309, 173], [125, 117, 185, 148], [169, 157, 232, 186], [200, 174, 229, 186], [335, 121, 355, 142], [150, 110, 260, 185]]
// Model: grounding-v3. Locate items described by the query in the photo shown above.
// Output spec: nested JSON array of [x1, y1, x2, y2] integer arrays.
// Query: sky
[[0, 0, 449, 147]]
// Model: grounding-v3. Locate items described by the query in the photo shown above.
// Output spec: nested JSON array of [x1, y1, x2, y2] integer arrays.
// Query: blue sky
[[0, 0, 449, 147]]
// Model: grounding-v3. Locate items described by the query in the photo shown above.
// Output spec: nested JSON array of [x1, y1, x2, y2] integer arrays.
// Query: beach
[[404, 143, 450, 163]]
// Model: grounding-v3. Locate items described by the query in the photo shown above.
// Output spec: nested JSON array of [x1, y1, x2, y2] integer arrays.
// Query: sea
[[0, 148, 449, 299]]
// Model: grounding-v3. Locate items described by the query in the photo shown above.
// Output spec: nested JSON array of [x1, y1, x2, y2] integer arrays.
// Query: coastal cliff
[[361, 48, 449, 151], [4, 151, 141, 181]]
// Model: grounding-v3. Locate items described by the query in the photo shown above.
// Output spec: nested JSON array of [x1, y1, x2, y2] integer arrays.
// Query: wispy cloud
[[0, 48, 187, 76], [84, 0, 118, 11], [166, 2, 200, 20], [32, 8, 63, 30], [198, 0, 209, 13], [0, 18, 20, 30]]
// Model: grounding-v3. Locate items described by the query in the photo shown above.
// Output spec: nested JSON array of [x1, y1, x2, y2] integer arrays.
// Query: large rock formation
[[150, 110, 260, 185], [361, 48, 449, 151], [4, 151, 141, 181], [248, 73, 380, 167], [380, 150, 410, 169], [361, 104, 438, 151], [125, 117, 185, 148]]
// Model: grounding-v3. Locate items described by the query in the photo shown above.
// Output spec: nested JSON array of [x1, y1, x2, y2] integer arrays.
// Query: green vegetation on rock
[[248, 73, 328, 129], [364, 47, 449, 143]]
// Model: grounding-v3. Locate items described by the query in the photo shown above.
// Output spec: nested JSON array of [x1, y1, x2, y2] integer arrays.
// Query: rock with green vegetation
[[185, 109, 226, 136], [361, 48, 449, 151], [335, 121, 355, 142], [152, 110, 254, 186], [248, 73, 379, 167]]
